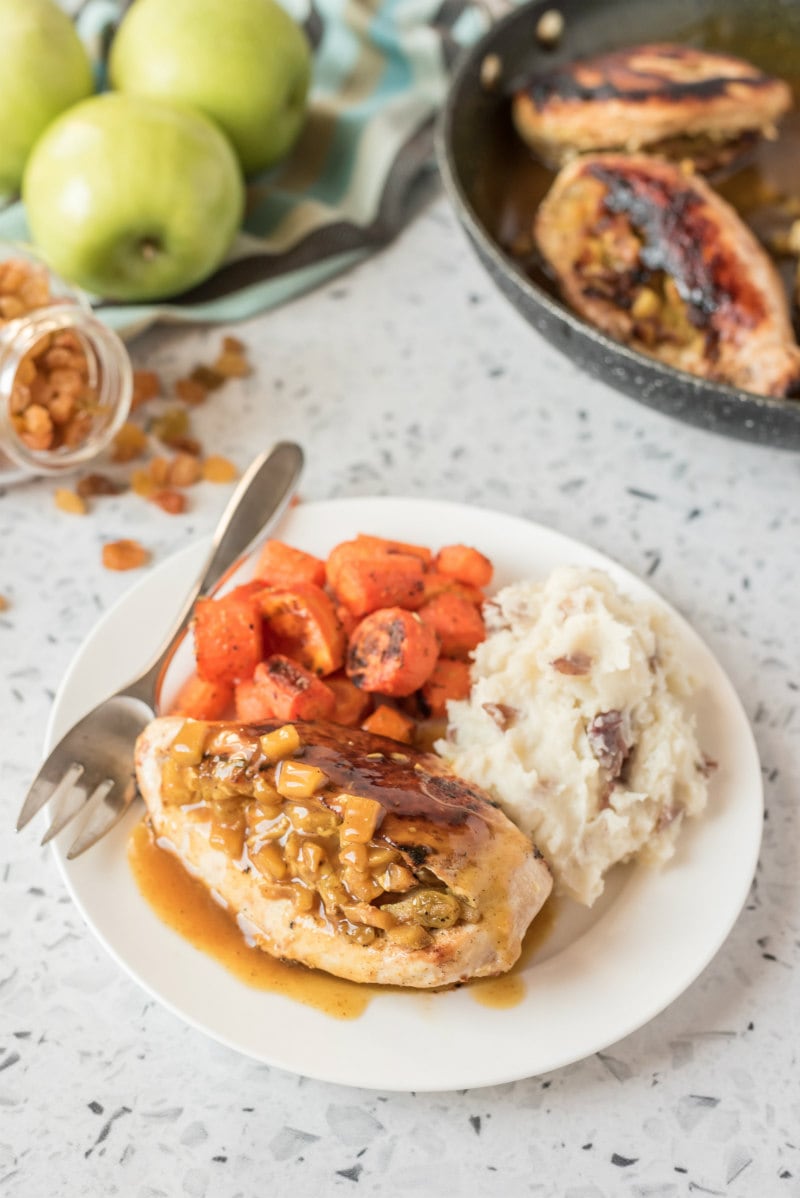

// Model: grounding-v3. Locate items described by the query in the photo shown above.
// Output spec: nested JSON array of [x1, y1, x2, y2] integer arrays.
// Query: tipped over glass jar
[[0, 245, 132, 483]]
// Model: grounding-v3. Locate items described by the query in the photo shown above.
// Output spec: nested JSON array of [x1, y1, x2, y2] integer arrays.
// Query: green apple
[[23, 93, 244, 302], [109, 0, 312, 176], [0, 0, 94, 195]]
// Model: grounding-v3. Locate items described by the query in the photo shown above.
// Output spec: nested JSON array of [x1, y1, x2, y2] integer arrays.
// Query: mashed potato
[[437, 566, 711, 906]]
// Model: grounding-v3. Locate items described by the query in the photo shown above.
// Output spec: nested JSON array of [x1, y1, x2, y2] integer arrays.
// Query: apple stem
[[140, 238, 160, 261]]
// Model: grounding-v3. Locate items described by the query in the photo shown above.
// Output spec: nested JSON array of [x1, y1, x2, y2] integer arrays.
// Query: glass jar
[[0, 245, 132, 483]]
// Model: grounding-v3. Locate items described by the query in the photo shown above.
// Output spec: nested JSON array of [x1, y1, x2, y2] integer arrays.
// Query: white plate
[[45, 498, 762, 1092]]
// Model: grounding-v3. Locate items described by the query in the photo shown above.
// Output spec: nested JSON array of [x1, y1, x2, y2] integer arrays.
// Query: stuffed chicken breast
[[135, 716, 552, 988], [535, 152, 800, 397], [513, 43, 792, 170]]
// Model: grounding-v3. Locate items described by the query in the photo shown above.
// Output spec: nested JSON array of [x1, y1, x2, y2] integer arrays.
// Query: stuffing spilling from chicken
[[135, 716, 552, 987], [512, 42, 792, 169], [438, 568, 711, 907], [534, 152, 800, 397]]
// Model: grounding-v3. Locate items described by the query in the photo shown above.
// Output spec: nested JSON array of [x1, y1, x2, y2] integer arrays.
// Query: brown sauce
[[128, 818, 373, 1019], [128, 818, 557, 1017], [470, 896, 559, 1008]]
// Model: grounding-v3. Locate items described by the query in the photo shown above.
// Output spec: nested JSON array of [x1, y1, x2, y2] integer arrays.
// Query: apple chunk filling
[[162, 720, 472, 948]]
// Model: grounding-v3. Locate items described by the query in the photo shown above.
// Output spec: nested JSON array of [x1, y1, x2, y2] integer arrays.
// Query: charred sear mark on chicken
[[535, 153, 800, 397], [583, 162, 761, 330], [512, 43, 792, 169]]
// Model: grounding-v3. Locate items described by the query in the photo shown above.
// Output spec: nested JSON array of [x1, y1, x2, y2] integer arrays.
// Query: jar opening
[[0, 303, 132, 477]]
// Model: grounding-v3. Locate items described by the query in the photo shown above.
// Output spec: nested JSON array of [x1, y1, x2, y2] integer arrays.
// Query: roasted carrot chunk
[[326, 674, 372, 727], [254, 539, 326, 588], [418, 571, 485, 608], [361, 704, 415, 743], [334, 603, 359, 640], [259, 583, 344, 676], [234, 677, 274, 723], [353, 534, 433, 566], [194, 587, 264, 686], [328, 549, 425, 617], [239, 656, 336, 722], [417, 591, 486, 659], [434, 544, 493, 589], [420, 659, 472, 718], [171, 673, 234, 720], [347, 607, 439, 696]]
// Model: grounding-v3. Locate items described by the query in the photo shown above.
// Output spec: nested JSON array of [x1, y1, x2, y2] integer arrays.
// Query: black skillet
[[436, 0, 800, 448]]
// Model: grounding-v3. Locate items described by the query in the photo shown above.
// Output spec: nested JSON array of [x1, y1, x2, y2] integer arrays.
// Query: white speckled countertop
[[2, 194, 799, 1197]]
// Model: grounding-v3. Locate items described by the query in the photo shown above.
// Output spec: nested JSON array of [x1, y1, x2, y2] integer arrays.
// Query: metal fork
[[16, 440, 304, 860]]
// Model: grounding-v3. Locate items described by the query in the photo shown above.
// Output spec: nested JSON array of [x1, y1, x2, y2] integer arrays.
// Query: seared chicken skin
[[513, 43, 792, 169], [135, 716, 552, 988], [535, 153, 800, 397]]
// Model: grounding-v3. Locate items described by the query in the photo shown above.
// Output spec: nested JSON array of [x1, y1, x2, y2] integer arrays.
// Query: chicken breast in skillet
[[512, 43, 792, 169], [535, 153, 800, 397], [135, 716, 552, 988]]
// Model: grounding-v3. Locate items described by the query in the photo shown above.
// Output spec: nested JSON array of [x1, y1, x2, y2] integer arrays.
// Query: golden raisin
[[111, 421, 148, 462], [212, 352, 250, 378], [0, 295, 26, 320], [77, 473, 124, 498], [0, 595, 8, 612], [222, 335, 245, 354], [148, 455, 170, 487], [167, 451, 202, 488], [175, 378, 208, 404], [202, 454, 238, 483], [130, 369, 161, 409], [42, 346, 86, 373], [102, 539, 150, 571], [61, 409, 94, 448], [151, 488, 187, 514], [54, 488, 87, 515], [190, 364, 225, 391], [19, 403, 54, 450], [151, 406, 189, 445], [130, 467, 156, 497], [166, 434, 202, 456], [48, 392, 76, 426]]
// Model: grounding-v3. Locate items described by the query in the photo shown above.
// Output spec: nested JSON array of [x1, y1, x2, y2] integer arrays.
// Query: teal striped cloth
[[0, 0, 488, 336]]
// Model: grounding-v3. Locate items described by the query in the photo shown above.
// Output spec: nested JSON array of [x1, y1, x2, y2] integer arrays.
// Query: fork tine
[[40, 768, 93, 845], [16, 761, 85, 833], [66, 776, 138, 861]]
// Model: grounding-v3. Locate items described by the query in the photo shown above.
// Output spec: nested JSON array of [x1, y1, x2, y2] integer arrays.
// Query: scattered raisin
[[111, 421, 148, 462], [168, 451, 202, 487], [151, 488, 187, 514], [54, 488, 87, 515], [175, 377, 208, 404], [130, 369, 161, 409], [77, 473, 124, 498], [102, 539, 150, 571], [150, 406, 189, 445], [202, 454, 238, 483], [189, 364, 226, 392]]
